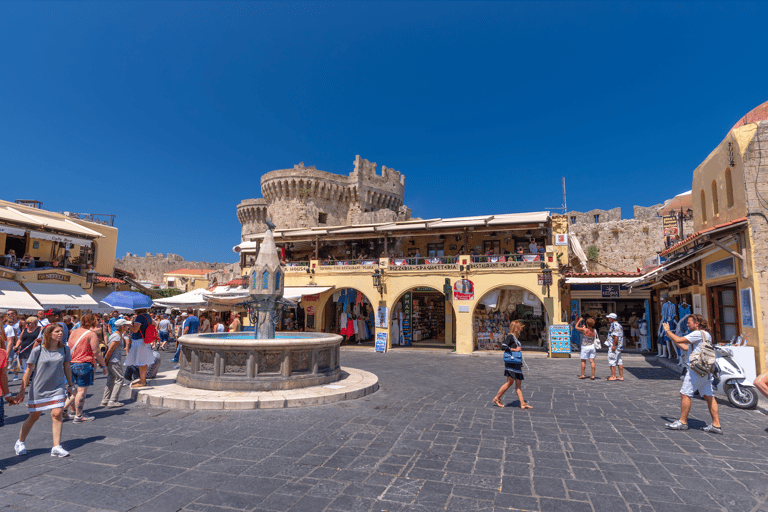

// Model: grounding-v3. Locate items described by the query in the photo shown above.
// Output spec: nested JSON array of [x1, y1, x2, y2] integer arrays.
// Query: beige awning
[[0, 280, 42, 313], [23, 283, 100, 310]]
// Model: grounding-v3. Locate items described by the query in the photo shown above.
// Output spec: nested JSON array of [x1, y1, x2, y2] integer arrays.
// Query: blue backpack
[[503, 349, 522, 364]]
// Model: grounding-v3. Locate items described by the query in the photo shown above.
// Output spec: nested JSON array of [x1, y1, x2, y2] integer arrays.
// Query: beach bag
[[503, 349, 523, 364], [138, 314, 157, 345], [688, 330, 716, 377]]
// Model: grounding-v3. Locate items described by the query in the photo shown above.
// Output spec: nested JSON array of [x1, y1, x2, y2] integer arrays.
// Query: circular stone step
[[130, 367, 378, 410]]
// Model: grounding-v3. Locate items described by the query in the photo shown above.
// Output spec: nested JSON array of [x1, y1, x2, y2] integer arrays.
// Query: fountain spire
[[249, 228, 284, 339]]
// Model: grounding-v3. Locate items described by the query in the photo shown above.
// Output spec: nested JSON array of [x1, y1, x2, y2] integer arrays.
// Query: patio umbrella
[[101, 290, 154, 310]]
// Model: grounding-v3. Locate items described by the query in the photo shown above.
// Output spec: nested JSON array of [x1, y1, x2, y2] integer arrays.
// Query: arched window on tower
[[711, 180, 719, 217], [725, 168, 734, 208], [700, 190, 707, 224]]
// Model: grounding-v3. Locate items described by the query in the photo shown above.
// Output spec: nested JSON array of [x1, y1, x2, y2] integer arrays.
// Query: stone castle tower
[[237, 155, 411, 240]]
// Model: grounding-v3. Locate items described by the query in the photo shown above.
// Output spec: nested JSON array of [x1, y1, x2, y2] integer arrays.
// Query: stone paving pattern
[[1, 350, 767, 512]]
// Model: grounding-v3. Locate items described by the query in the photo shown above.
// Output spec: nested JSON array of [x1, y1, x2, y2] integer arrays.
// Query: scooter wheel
[[726, 384, 758, 409]]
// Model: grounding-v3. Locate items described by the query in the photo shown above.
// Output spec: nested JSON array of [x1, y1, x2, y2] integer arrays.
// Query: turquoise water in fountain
[[198, 333, 319, 340]]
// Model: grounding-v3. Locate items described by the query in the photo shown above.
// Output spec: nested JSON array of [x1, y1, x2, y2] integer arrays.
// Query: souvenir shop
[[564, 277, 651, 350], [655, 285, 694, 358], [474, 286, 548, 349], [323, 287, 374, 343], [391, 288, 447, 346]]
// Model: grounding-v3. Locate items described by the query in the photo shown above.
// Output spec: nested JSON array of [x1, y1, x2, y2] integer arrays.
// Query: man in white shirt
[[606, 313, 624, 381], [662, 314, 721, 434], [528, 241, 537, 254]]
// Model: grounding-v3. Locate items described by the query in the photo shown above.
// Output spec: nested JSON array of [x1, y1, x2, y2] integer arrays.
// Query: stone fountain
[[175, 229, 343, 391]]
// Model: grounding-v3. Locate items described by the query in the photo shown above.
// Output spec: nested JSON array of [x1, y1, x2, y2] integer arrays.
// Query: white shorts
[[680, 369, 713, 397], [607, 349, 623, 367], [630, 328, 640, 337], [580, 344, 596, 360]]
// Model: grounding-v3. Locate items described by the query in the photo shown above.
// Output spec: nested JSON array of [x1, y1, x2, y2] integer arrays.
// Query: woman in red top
[[67, 314, 107, 423]]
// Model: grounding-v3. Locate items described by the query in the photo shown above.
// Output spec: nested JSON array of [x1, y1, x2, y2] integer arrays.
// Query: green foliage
[[154, 288, 183, 298], [586, 245, 599, 261]]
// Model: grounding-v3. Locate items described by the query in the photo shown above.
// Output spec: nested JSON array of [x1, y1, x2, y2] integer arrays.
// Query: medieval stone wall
[[115, 253, 240, 283], [238, 155, 410, 240], [743, 121, 768, 363], [568, 207, 622, 225]]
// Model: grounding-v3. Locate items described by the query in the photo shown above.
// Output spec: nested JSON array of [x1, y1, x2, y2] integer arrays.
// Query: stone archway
[[316, 287, 376, 343], [388, 285, 456, 348], [471, 285, 550, 350]]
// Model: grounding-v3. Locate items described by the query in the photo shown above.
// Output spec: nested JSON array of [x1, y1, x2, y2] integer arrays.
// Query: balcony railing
[[283, 255, 548, 274]]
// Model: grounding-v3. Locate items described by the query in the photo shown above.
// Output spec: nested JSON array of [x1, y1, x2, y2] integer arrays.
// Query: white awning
[[5, 207, 103, 238], [0, 280, 42, 313], [153, 288, 208, 309], [565, 277, 642, 284], [233, 241, 259, 253], [23, 283, 100, 310], [29, 230, 92, 246], [0, 225, 26, 237], [284, 286, 333, 300]]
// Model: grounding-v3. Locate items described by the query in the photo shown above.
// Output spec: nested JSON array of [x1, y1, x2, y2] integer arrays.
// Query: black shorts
[[504, 363, 524, 381]]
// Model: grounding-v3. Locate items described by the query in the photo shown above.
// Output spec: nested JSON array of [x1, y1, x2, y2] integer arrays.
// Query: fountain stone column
[[248, 229, 284, 339]]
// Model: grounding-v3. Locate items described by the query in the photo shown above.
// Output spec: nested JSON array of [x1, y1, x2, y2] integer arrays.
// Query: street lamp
[[372, 269, 384, 296]]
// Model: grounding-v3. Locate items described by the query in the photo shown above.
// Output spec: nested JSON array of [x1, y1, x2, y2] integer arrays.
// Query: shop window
[[427, 243, 444, 257], [318, 212, 328, 224], [483, 240, 500, 254], [594, 214, 600, 223], [570, 216, 576, 224], [700, 190, 707, 223], [711, 180, 719, 216], [725, 168, 734, 208]]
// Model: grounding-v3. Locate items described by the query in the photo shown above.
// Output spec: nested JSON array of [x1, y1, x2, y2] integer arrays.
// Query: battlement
[[351, 155, 406, 188]]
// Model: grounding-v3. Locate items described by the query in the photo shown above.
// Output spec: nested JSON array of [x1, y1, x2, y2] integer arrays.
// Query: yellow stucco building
[[236, 212, 569, 354], [629, 100, 768, 374]]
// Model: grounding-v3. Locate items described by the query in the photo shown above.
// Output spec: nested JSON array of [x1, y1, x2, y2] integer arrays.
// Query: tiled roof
[[732, 100, 768, 131], [224, 278, 246, 286], [659, 217, 748, 256], [94, 276, 125, 284], [164, 268, 212, 276], [114, 267, 136, 278]]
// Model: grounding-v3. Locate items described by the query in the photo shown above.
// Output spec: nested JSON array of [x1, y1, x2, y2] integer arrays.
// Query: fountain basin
[[176, 332, 343, 391]]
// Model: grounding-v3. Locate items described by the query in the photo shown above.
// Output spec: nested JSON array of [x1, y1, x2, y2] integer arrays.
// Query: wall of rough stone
[[743, 121, 768, 366], [570, 216, 694, 273], [568, 207, 621, 225], [633, 204, 664, 220], [115, 253, 240, 283]]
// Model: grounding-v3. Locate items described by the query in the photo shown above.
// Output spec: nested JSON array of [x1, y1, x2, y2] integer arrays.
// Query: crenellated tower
[[237, 155, 410, 241]]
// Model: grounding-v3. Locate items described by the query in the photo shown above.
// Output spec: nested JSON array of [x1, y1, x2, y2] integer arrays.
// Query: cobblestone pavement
[[1, 350, 767, 512]]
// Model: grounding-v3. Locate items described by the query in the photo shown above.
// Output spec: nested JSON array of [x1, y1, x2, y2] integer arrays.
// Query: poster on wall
[[663, 215, 678, 236], [741, 288, 755, 328], [692, 294, 703, 315], [453, 279, 474, 300], [375, 307, 389, 328], [555, 233, 567, 246], [375, 332, 387, 353], [570, 299, 580, 321]]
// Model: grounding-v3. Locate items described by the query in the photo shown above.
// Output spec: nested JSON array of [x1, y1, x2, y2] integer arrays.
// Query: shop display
[[473, 287, 547, 350]]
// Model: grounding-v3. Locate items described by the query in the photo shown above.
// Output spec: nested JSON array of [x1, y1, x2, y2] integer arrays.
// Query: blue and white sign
[[375, 332, 387, 353], [601, 285, 620, 298]]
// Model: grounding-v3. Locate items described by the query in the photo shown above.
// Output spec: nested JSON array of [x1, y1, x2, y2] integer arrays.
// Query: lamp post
[[372, 269, 384, 296]]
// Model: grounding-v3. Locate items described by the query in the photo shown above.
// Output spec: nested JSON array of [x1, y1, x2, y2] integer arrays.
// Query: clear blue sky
[[2, 1, 766, 263]]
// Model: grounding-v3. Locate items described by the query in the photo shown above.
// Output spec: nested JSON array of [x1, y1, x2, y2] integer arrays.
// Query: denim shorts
[[158, 332, 169, 342], [71, 362, 95, 387]]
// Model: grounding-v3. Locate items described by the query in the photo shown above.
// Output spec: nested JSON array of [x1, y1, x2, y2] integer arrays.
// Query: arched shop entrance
[[473, 286, 549, 350], [322, 287, 375, 343], [390, 287, 455, 348]]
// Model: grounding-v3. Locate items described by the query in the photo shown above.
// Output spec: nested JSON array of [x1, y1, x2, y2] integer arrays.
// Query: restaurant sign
[[663, 216, 678, 236], [38, 273, 71, 282]]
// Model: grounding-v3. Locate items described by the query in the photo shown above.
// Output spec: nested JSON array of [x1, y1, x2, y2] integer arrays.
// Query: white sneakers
[[51, 445, 70, 457], [15, 440, 69, 457]]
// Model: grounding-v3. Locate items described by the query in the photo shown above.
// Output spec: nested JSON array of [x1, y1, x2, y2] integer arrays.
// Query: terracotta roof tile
[[94, 276, 125, 284], [659, 217, 748, 256], [732, 100, 768, 131]]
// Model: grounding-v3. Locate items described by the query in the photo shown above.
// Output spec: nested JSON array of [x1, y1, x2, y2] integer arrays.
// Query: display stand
[[549, 324, 571, 358]]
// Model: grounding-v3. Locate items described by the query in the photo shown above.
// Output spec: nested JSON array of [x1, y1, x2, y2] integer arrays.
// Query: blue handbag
[[503, 349, 522, 364]]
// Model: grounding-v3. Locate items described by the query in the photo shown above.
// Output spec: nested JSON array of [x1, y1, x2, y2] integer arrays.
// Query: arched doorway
[[473, 286, 549, 350], [390, 286, 455, 348], [321, 287, 375, 344]]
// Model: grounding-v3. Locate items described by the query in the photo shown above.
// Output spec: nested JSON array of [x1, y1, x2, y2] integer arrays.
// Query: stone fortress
[[567, 204, 693, 273], [237, 155, 412, 240], [115, 252, 239, 284]]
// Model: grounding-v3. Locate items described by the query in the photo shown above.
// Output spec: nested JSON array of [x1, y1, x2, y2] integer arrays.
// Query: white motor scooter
[[711, 345, 758, 409]]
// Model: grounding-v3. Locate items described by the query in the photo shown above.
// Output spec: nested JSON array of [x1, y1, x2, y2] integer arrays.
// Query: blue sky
[[1, 1, 766, 263]]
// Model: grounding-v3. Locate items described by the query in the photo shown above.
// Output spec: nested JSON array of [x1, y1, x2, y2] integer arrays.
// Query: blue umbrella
[[101, 291, 154, 310]]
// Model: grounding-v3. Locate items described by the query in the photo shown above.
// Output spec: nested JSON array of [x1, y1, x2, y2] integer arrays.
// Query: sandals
[[492, 397, 504, 408], [578, 375, 586, 379], [131, 382, 148, 388], [521, 403, 533, 409], [590, 376, 596, 380]]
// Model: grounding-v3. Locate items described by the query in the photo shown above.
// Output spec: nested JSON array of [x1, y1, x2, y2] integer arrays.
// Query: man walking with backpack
[[662, 314, 721, 434]]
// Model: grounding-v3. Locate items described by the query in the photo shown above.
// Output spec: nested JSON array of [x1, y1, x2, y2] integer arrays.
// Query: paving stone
[[1, 351, 766, 512]]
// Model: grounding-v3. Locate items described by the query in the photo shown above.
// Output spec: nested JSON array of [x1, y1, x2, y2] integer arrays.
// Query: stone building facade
[[237, 155, 412, 240], [115, 252, 239, 285]]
